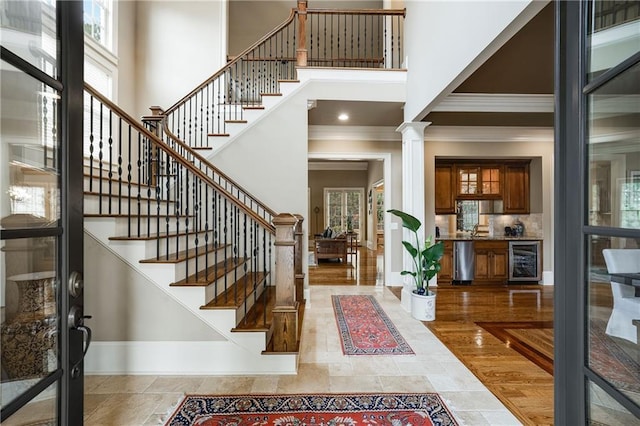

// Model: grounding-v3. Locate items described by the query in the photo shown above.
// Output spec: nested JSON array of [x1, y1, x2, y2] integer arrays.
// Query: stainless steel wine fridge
[[508, 240, 542, 282]]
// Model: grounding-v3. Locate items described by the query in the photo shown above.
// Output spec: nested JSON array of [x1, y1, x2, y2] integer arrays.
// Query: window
[[324, 188, 364, 234], [83, 0, 111, 50]]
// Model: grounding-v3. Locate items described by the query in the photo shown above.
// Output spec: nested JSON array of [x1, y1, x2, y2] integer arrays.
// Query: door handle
[[68, 305, 92, 378]]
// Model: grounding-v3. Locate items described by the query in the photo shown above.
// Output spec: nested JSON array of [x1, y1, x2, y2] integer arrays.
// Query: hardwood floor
[[311, 246, 555, 425], [308, 245, 383, 286]]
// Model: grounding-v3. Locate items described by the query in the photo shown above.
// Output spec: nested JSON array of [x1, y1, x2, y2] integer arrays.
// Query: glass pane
[[0, 1, 58, 77], [587, 62, 640, 230], [587, 379, 640, 425], [587, 1, 640, 80], [1, 381, 58, 425], [345, 191, 361, 233], [1, 237, 58, 408], [587, 235, 640, 407], [1, 62, 61, 229]]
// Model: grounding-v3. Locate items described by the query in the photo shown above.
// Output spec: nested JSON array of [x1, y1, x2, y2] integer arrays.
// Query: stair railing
[[160, 2, 405, 150], [84, 83, 276, 329]]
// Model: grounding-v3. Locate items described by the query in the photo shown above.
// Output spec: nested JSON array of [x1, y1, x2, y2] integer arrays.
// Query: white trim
[[433, 93, 554, 113], [309, 161, 368, 171], [323, 187, 365, 234], [424, 125, 554, 143], [309, 152, 393, 286], [542, 271, 554, 285], [309, 125, 400, 141], [85, 341, 298, 375]]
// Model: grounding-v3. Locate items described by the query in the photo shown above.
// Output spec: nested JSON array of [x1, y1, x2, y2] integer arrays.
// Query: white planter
[[410, 290, 436, 321]]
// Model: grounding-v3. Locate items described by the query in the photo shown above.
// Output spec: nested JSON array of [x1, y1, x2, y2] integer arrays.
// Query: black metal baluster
[[108, 110, 113, 214], [89, 96, 94, 192], [136, 132, 142, 237], [223, 198, 229, 303], [127, 125, 132, 237], [98, 102, 104, 214], [118, 118, 123, 214]]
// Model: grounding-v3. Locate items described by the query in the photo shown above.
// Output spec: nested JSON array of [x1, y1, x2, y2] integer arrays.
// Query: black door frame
[[0, 1, 84, 424]]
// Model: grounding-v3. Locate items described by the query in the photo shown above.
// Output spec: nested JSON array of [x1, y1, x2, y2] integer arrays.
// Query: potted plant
[[387, 209, 444, 321]]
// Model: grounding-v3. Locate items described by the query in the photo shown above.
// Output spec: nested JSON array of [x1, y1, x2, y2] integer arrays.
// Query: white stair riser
[[143, 234, 229, 258], [233, 281, 267, 326], [172, 253, 246, 284], [85, 196, 173, 216], [84, 178, 159, 198]]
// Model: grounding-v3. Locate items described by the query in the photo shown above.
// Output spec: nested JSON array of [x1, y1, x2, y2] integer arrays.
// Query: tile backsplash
[[436, 214, 544, 238]]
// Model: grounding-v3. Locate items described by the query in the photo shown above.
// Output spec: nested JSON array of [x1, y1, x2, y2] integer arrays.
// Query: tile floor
[[6, 285, 522, 425]]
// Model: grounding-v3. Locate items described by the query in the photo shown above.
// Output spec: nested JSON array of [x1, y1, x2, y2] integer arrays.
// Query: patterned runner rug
[[332, 295, 414, 355], [165, 393, 458, 425]]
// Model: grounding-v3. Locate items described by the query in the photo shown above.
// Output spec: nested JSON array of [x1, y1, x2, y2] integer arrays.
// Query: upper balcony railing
[[161, 1, 405, 150]]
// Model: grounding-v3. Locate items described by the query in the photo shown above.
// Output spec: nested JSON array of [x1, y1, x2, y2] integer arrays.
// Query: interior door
[[1, 1, 85, 424]]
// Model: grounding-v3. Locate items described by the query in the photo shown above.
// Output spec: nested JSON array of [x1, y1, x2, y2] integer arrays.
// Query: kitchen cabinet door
[[435, 164, 456, 214], [456, 165, 503, 199], [504, 162, 530, 214], [437, 240, 453, 284], [474, 241, 508, 284]]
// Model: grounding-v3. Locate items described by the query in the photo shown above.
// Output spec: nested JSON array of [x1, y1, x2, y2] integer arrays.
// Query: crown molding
[[308, 125, 400, 141], [308, 161, 369, 171], [432, 93, 554, 113]]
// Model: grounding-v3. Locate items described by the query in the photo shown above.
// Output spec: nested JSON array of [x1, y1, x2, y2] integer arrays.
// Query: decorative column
[[272, 213, 299, 352], [296, 0, 308, 67], [396, 121, 430, 312], [293, 214, 305, 304]]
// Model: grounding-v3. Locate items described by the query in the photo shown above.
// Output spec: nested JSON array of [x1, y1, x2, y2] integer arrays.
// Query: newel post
[[294, 214, 305, 303], [296, 0, 308, 67], [141, 106, 165, 187], [272, 213, 300, 352]]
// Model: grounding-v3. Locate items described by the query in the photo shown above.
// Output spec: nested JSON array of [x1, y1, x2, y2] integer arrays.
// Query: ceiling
[[307, 2, 554, 128]]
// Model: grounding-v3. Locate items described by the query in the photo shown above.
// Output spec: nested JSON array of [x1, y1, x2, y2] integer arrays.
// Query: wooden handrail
[[84, 83, 276, 234], [306, 8, 406, 16], [165, 8, 298, 115], [160, 119, 278, 220]]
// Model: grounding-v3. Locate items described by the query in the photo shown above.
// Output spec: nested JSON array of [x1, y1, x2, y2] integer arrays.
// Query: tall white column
[[396, 122, 430, 312]]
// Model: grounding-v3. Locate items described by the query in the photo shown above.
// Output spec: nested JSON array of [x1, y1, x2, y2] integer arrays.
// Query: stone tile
[[85, 375, 110, 393], [84, 394, 162, 426], [145, 376, 205, 393], [439, 390, 507, 411], [197, 376, 255, 394], [90, 375, 157, 394], [378, 375, 435, 393], [329, 375, 383, 393], [84, 393, 112, 419], [250, 376, 280, 393], [350, 356, 401, 376]]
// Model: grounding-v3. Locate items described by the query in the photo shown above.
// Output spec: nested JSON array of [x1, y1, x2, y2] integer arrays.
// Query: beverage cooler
[[508, 241, 542, 282]]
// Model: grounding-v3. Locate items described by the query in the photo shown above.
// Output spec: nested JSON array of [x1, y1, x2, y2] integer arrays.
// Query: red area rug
[[165, 393, 458, 425], [332, 295, 414, 355]]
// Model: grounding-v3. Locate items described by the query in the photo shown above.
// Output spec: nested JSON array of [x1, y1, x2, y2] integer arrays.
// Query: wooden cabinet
[[437, 240, 453, 284], [435, 164, 456, 214], [474, 240, 508, 284], [456, 164, 503, 199], [504, 162, 530, 214]]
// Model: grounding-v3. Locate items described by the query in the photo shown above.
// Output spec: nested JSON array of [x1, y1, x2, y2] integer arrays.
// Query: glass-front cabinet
[[456, 164, 502, 198]]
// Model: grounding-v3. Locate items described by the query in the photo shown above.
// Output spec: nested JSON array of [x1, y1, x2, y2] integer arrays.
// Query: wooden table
[[610, 272, 640, 296]]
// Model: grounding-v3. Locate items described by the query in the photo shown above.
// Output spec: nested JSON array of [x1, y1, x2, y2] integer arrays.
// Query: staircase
[[82, 4, 405, 375]]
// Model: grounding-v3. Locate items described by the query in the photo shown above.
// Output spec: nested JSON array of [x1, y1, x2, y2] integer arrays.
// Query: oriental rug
[[165, 393, 458, 426], [332, 295, 414, 355]]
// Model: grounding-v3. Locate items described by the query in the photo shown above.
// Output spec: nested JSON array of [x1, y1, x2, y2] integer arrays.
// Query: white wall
[[403, 0, 547, 122], [115, 0, 137, 116], [84, 233, 223, 341], [134, 1, 227, 118]]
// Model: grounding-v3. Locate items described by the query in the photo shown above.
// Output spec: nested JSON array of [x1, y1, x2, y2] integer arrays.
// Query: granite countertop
[[436, 235, 543, 241]]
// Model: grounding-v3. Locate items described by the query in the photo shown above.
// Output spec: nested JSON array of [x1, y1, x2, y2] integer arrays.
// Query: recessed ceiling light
[[338, 113, 349, 121]]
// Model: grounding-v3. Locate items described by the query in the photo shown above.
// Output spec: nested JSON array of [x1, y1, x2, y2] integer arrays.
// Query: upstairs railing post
[[141, 106, 165, 187], [296, 0, 308, 66], [272, 213, 299, 352], [294, 214, 305, 303]]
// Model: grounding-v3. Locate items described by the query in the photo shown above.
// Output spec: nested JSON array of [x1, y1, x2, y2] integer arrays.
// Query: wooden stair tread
[[260, 93, 282, 97], [141, 244, 229, 264], [84, 212, 195, 219], [192, 146, 213, 151], [169, 257, 246, 285], [208, 133, 230, 137], [242, 106, 265, 110], [232, 286, 275, 332], [278, 79, 299, 83], [225, 120, 247, 124], [200, 271, 269, 309]]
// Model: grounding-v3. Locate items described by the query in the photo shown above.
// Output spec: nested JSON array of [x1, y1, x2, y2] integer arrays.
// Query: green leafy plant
[[387, 209, 444, 295]]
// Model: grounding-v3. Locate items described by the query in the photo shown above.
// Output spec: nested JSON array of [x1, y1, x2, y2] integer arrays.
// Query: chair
[[602, 249, 640, 344]]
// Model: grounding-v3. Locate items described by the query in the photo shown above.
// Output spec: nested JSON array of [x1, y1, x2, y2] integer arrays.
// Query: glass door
[[1, 1, 85, 424], [556, 1, 640, 423], [324, 188, 364, 235]]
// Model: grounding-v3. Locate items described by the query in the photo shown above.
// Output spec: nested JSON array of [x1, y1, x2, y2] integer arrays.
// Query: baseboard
[[85, 341, 297, 375], [542, 271, 554, 285]]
